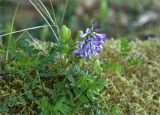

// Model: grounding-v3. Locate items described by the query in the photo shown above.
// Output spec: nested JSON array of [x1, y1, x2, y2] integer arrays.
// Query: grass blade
[[29, 0, 58, 41], [0, 25, 55, 37], [61, 0, 69, 27], [6, 0, 20, 60]]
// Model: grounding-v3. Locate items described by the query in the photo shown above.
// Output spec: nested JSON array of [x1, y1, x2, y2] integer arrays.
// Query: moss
[[99, 39, 160, 114]]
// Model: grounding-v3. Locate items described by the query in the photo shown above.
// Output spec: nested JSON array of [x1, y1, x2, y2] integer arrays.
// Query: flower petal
[[76, 41, 85, 49], [80, 33, 87, 38], [72, 50, 84, 55], [86, 28, 91, 33], [96, 34, 107, 41], [91, 19, 96, 27], [95, 26, 102, 32]]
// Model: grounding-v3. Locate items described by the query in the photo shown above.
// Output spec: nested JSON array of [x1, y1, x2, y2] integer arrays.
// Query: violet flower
[[72, 21, 107, 59]]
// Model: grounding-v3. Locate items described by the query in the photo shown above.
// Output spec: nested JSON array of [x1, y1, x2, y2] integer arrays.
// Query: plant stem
[[29, 0, 59, 41], [50, 0, 57, 25], [49, 0, 60, 38], [38, 0, 55, 25], [6, 0, 20, 60], [60, 0, 69, 27]]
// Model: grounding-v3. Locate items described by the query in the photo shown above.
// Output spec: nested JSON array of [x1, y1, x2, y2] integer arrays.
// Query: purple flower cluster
[[72, 21, 107, 59]]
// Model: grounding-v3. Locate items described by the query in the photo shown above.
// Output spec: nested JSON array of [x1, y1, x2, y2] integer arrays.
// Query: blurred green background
[[0, 0, 160, 41]]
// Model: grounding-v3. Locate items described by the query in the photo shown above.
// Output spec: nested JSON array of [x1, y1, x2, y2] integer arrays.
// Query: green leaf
[[79, 96, 89, 104], [120, 37, 130, 55], [106, 62, 123, 73], [112, 105, 121, 115], [67, 29, 71, 39], [87, 89, 96, 101], [127, 57, 142, 65], [53, 98, 71, 115], [93, 58, 102, 74], [38, 96, 49, 109], [60, 25, 71, 41], [76, 30, 83, 41]]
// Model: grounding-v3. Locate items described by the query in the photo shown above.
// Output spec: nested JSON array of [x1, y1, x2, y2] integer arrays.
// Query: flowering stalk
[[72, 20, 107, 59]]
